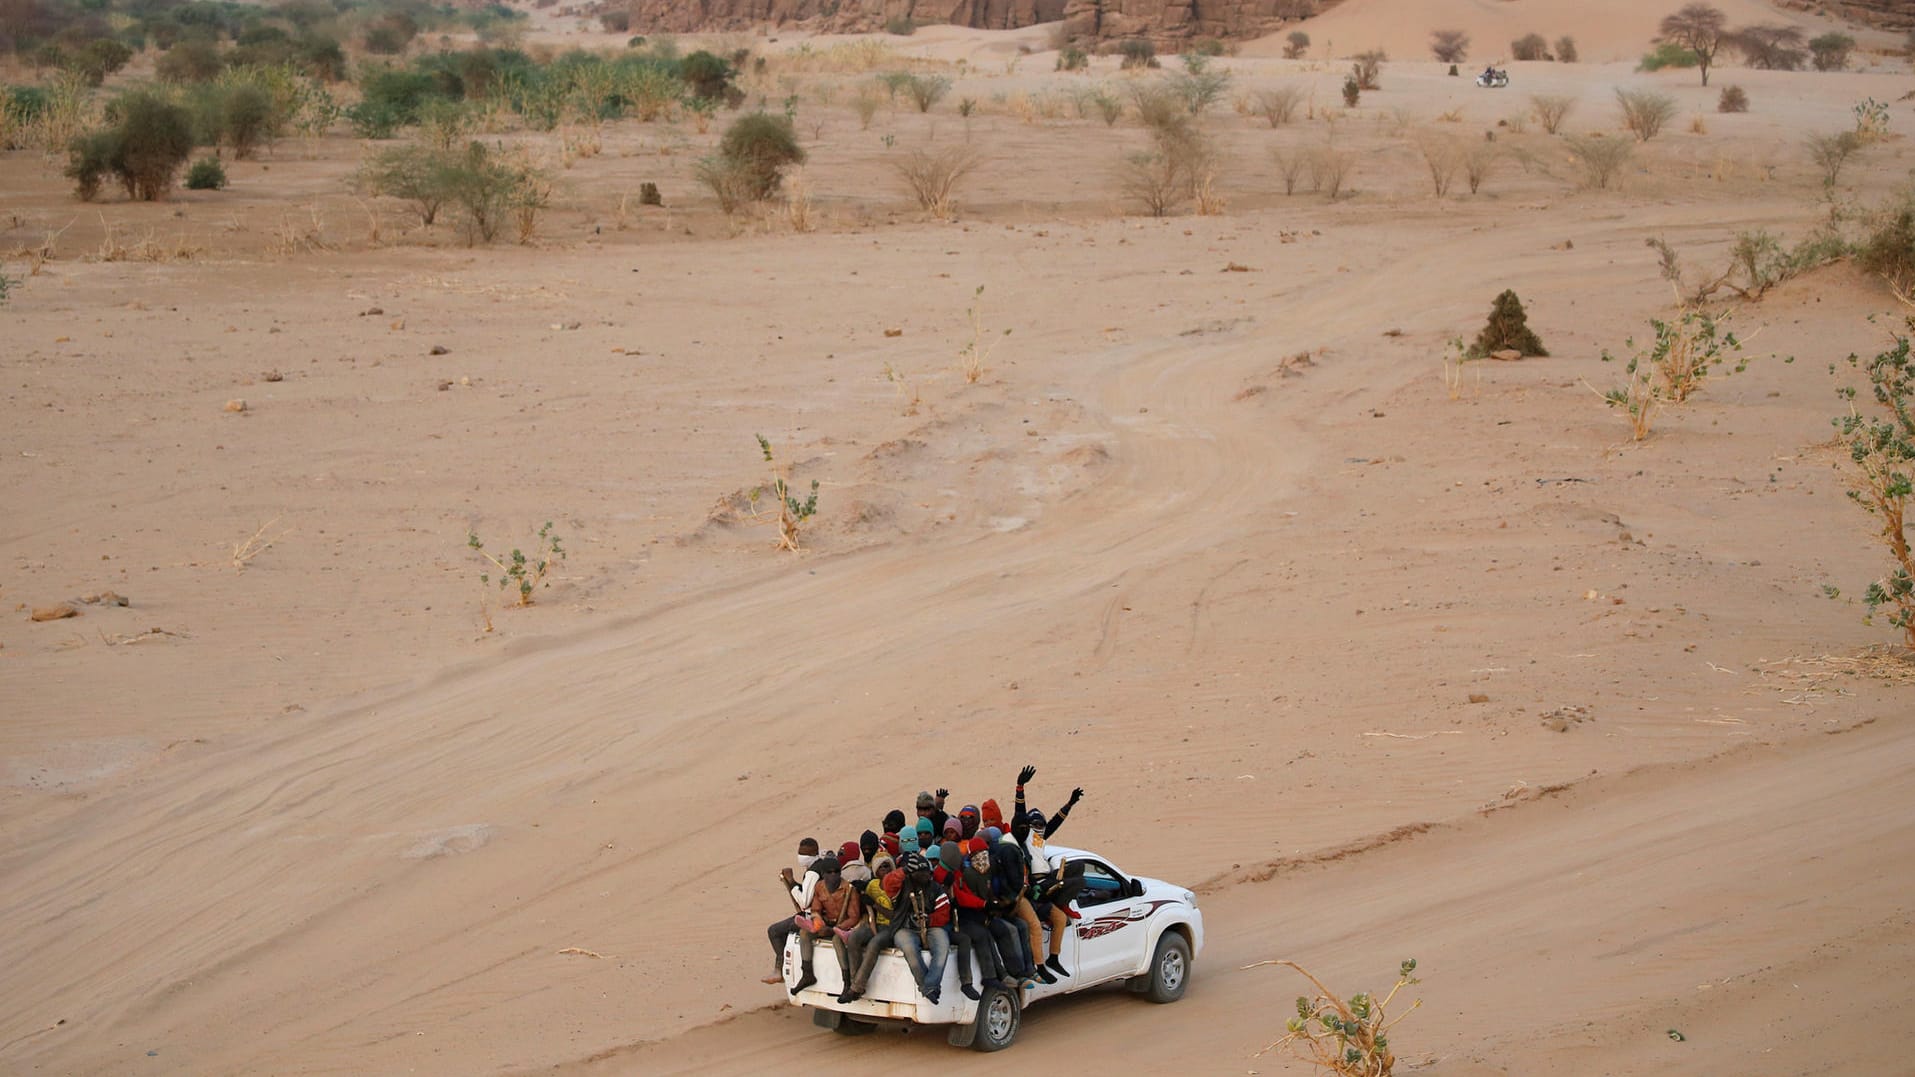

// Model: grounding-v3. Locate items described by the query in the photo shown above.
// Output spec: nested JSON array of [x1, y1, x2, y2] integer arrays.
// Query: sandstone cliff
[[626, 0, 1324, 45], [1776, 0, 1912, 35]]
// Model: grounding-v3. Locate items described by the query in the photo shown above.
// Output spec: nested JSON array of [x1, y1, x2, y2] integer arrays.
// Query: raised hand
[[935, 787, 949, 800], [1068, 786, 1084, 804], [1018, 765, 1037, 786]]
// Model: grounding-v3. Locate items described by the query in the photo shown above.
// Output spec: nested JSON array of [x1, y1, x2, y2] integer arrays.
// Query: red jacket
[[938, 865, 988, 910]]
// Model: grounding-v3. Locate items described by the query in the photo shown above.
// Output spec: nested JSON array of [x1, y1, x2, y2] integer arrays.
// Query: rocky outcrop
[[1775, 0, 1913, 35], [627, 0, 1323, 45]]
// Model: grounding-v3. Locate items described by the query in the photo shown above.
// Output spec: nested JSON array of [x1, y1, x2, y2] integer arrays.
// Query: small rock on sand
[[224, 399, 246, 413], [31, 604, 80, 622], [1490, 349, 1523, 362]]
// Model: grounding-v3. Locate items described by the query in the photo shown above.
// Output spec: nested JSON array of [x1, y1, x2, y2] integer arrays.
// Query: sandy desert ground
[[5, 0, 1915, 1073]]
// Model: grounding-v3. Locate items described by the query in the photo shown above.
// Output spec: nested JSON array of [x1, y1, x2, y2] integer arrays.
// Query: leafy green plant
[[1637, 40, 1700, 72], [1350, 50, 1384, 91], [1441, 336, 1477, 399], [717, 111, 806, 199], [751, 435, 818, 552], [1600, 304, 1747, 440], [903, 73, 951, 113], [1283, 31, 1309, 60], [1616, 87, 1677, 141], [1250, 958, 1421, 1076], [1854, 97, 1890, 142], [1340, 76, 1359, 108], [1056, 46, 1088, 72], [1171, 53, 1231, 115], [1717, 85, 1748, 113], [1119, 39, 1158, 70], [65, 91, 194, 201], [1834, 320, 1915, 647], [185, 155, 227, 190], [468, 521, 565, 618]]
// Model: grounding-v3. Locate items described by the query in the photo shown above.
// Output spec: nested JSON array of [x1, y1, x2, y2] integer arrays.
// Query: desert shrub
[[158, 40, 225, 83], [1857, 194, 1915, 297], [1253, 959, 1421, 1077], [1118, 111, 1213, 216], [1283, 31, 1309, 60], [714, 111, 805, 200], [903, 73, 951, 113], [184, 154, 226, 189], [440, 140, 539, 244], [692, 154, 752, 215], [362, 14, 418, 56], [1616, 88, 1677, 141], [598, 9, 629, 32], [884, 15, 916, 36], [751, 437, 818, 551], [680, 49, 733, 101], [1834, 323, 1915, 648], [1810, 32, 1854, 72], [468, 522, 564, 609], [1251, 86, 1304, 127], [220, 82, 276, 157], [1351, 49, 1384, 90], [1340, 76, 1359, 107], [1189, 39, 1227, 57], [1128, 80, 1184, 131], [638, 181, 661, 205], [1415, 134, 1460, 196], [1717, 84, 1748, 113], [1118, 39, 1157, 70], [1308, 142, 1353, 198], [1555, 36, 1579, 63], [1511, 33, 1550, 61], [68, 91, 194, 201], [69, 39, 134, 86], [620, 64, 680, 121], [1056, 46, 1088, 72], [1530, 93, 1574, 134], [1470, 289, 1547, 357], [1855, 97, 1891, 141], [1566, 133, 1632, 189], [1171, 53, 1231, 114], [851, 83, 883, 128], [1089, 86, 1122, 125], [357, 142, 453, 225], [1462, 141, 1501, 193], [295, 36, 348, 81], [1430, 30, 1469, 64], [352, 67, 447, 135], [1271, 144, 1308, 195], [1807, 130, 1864, 187], [64, 129, 117, 200], [1734, 24, 1805, 70], [1637, 41, 1700, 71], [896, 145, 979, 220]]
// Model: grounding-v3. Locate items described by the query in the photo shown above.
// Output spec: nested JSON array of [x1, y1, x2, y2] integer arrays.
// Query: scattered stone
[[1468, 693, 1490, 704], [262, 370, 284, 382], [883, 328, 903, 337], [429, 345, 449, 356], [361, 307, 384, 316], [1222, 262, 1255, 272], [1490, 349, 1523, 362], [1540, 705, 1594, 732], [31, 604, 80, 622], [389, 319, 405, 331], [551, 321, 581, 331], [437, 380, 453, 391], [80, 592, 129, 607], [224, 399, 247, 413]]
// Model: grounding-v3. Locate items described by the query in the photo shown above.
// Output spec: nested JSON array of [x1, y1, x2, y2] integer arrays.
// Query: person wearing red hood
[[979, 798, 1007, 834], [938, 839, 999, 999]]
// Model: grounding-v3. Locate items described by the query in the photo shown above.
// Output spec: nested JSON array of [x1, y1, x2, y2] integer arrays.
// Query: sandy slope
[[4, 4, 1915, 1075]]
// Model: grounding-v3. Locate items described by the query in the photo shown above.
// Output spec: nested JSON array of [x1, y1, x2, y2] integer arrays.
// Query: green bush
[[717, 111, 805, 199], [1638, 41, 1699, 71], [158, 39, 226, 83], [1056, 46, 1088, 72], [1718, 85, 1748, 113], [357, 142, 453, 224], [903, 73, 950, 113], [70, 39, 135, 86], [1810, 32, 1854, 72], [1857, 192, 1915, 298], [883, 15, 916, 36], [1833, 323, 1915, 648], [1118, 39, 1157, 70], [679, 49, 732, 101], [221, 83, 276, 157], [66, 92, 195, 201], [184, 154, 227, 189]]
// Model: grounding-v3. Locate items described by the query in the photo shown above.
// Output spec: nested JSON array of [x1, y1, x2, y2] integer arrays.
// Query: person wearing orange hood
[[789, 853, 862, 997]]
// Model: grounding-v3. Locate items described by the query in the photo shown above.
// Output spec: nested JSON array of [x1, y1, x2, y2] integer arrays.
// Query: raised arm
[[1047, 786, 1084, 838], [1012, 765, 1036, 840]]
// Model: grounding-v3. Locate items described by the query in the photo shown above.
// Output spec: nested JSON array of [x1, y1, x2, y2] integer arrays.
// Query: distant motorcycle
[[1475, 68, 1510, 88]]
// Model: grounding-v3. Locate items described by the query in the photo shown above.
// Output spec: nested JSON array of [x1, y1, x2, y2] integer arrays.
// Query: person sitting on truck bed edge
[[889, 852, 954, 1005], [789, 853, 862, 997], [763, 837, 820, 984]]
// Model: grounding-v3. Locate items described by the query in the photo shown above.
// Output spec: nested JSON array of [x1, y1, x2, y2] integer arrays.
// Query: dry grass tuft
[[894, 146, 981, 220]]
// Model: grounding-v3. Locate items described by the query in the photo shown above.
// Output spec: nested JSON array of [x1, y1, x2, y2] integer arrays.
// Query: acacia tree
[[1659, 2, 1729, 86]]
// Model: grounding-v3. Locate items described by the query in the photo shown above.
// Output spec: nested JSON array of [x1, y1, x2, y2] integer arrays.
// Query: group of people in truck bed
[[765, 766, 1088, 1006]]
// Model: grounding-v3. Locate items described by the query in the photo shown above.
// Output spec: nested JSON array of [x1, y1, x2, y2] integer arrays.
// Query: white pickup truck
[[781, 844, 1204, 1051]]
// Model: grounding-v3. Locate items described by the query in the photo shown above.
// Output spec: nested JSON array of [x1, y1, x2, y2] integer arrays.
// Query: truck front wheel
[[1144, 932, 1191, 1003]]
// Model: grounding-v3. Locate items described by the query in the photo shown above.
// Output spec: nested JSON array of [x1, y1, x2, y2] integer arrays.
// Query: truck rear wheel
[[1144, 932, 1190, 1003], [969, 983, 1021, 1051]]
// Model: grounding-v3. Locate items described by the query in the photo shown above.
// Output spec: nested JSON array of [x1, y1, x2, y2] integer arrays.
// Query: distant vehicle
[[1476, 68, 1510, 88], [782, 844, 1204, 1052]]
